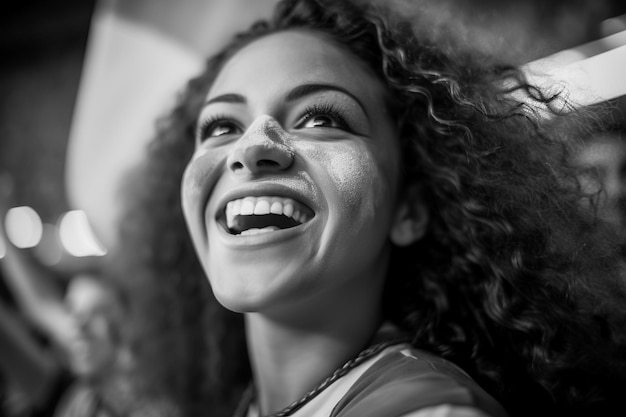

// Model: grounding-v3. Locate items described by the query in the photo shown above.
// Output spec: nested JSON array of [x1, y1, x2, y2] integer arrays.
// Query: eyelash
[[297, 103, 350, 131], [196, 103, 350, 143], [197, 113, 238, 142]]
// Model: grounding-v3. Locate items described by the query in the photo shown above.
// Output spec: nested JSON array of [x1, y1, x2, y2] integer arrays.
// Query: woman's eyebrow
[[202, 84, 368, 113], [204, 93, 246, 107], [286, 84, 367, 115]]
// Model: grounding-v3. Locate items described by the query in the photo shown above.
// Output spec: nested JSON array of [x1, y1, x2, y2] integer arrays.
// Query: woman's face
[[182, 30, 407, 316]]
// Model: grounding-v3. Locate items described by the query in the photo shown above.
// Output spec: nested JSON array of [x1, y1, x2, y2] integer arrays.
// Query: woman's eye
[[302, 114, 341, 128], [202, 120, 240, 139]]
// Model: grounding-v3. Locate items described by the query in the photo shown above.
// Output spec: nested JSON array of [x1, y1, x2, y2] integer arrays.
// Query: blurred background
[[1, 0, 96, 222], [1, 0, 98, 266]]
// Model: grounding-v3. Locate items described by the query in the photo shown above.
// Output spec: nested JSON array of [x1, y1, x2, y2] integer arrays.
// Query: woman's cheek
[[299, 141, 390, 219], [181, 148, 225, 232]]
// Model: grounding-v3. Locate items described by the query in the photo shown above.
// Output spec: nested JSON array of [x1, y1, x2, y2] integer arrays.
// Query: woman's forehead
[[206, 30, 385, 103]]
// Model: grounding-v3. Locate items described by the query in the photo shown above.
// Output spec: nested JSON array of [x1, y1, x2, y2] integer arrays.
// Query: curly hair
[[110, 0, 626, 416]]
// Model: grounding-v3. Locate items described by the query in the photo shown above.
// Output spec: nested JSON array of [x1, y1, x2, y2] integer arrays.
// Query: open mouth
[[224, 196, 314, 236]]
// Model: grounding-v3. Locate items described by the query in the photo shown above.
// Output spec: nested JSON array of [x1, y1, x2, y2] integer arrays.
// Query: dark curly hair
[[109, 0, 626, 416]]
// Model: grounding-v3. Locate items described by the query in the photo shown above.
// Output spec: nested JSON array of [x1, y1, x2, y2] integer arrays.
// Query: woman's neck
[[245, 297, 382, 415]]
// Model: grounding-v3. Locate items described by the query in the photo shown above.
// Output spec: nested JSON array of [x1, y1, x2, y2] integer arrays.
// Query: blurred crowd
[[0, 175, 179, 416]]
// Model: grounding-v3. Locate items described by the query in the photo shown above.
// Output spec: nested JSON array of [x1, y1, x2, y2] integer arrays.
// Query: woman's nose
[[227, 115, 294, 175]]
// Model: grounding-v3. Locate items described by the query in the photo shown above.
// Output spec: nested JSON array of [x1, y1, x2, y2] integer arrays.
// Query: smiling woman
[[182, 31, 405, 317], [110, 0, 626, 416]]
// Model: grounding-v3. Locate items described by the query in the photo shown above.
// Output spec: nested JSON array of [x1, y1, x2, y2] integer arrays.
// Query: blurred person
[[111, 0, 626, 416], [0, 175, 179, 416], [62, 276, 126, 381], [53, 274, 180, 417], [0, 175, 75, 416], [572, 126, 626, 248], [0, 174, 78, 354]]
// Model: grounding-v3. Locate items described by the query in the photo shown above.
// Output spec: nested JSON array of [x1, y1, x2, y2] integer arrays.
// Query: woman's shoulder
[[330, 345, 509, 417]]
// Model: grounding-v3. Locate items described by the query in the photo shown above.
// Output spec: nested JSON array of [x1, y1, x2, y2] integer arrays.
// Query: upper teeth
[[225, 196, 309, 229]]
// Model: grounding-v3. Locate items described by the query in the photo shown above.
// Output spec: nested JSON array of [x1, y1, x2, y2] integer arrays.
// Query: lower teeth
[[240, 226, 280, 236]]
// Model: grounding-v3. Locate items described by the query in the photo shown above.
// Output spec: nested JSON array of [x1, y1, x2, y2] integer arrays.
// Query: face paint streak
[[298, 141, 379, 220], [182, 150, 224, 197], [333, 146, 379, 221], [242, 115, 295, 159]]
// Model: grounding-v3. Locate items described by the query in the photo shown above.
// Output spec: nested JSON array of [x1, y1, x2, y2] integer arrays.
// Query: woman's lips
[[222, 196, 314, 235]]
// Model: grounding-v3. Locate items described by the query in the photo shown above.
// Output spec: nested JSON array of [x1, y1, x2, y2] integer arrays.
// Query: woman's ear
[[390, 189, 428, 247]]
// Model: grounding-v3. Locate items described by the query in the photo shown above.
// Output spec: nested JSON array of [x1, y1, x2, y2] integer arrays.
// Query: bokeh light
[[5, 206, 44, 249], [58, 210, 107, 257]]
